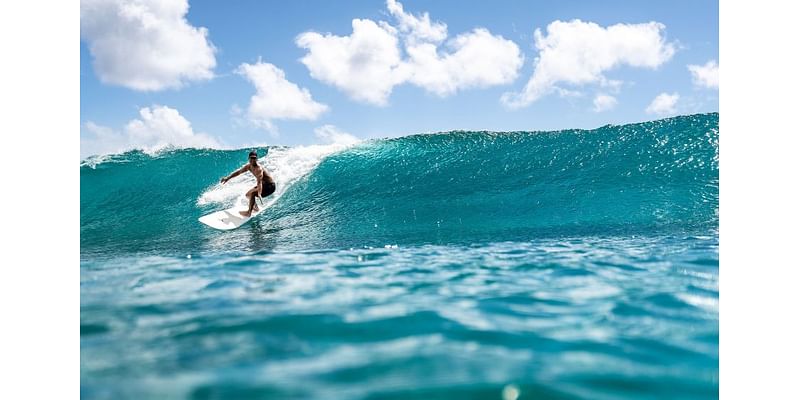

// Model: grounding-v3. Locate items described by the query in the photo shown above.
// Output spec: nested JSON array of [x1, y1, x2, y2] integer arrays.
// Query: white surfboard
[[199, 195, 268, 230]]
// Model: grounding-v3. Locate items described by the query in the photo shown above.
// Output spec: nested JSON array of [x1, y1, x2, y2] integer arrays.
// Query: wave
[[80, 113, 718, 256]]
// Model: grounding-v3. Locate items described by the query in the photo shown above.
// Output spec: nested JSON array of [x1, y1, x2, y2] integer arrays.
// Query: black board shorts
[[261, 180, 276, 197]]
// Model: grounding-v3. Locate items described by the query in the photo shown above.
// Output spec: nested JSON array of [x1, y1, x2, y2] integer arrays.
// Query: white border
[[0, 1, 76, 399], [722, 1, 800, 398]]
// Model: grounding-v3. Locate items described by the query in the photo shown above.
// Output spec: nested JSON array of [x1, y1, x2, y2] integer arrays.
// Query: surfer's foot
[[253, 205, 260, 212], [239, 210, 252, 217]]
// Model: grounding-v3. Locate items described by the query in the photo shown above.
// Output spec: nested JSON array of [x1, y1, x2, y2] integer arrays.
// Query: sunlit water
[[81, 235, 717, 399]]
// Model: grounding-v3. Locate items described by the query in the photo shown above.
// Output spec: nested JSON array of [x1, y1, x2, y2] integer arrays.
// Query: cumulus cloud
[[502, 19, 676, 109], [314, 125, 360, 145], [236, 61, 329, 131], [405, 28, 523, 97], [688, 60, 719, 89], [296, 0, 522, 105], [592, 94, 617, 112], [645, 92, 680, 115], [80, 0, 216, 91], [297, 19, 405, 106], [81, 105, 222, 158], [386, 0, 447, 44]]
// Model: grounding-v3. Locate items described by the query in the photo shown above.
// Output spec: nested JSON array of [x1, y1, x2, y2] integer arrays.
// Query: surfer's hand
[[220, 177, 227, 184]]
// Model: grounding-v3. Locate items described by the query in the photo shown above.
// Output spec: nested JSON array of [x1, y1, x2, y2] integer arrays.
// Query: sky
[[79, 0, 718, 158]]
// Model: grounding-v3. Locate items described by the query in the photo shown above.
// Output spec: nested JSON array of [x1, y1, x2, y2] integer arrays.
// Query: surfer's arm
[[220, 165, 248, 183]]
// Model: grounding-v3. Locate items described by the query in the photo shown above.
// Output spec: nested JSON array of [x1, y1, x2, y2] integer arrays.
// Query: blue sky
[[80, 0, 718, 157]]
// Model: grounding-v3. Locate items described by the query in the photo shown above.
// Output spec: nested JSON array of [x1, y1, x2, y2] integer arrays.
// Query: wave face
[[81, 113, 718, 257]]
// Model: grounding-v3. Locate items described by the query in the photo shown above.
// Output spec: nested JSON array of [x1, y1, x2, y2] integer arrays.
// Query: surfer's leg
[[240, 187, 257, 217], [251, 182, 274, 212], [250, 186, 261, 212]]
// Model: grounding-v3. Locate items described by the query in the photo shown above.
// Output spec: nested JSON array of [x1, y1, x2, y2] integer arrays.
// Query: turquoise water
[[81, 113, 718, 399]]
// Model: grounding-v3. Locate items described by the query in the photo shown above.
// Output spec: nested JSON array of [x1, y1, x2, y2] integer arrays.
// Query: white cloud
[[80, 0, 216, 91], [592, 94, 617, 112], [314, 125, 360, 145], [296, 0, 522, 105], [502, 19, 676, 109], [405, 28, 523, 97], [81, 105, 222, 158], [297, 19, 405, 106], [236, 61, 329, 131], [688, 60, 719, 89], [386, 0, 447, 44], [645, 92, 680, 115]]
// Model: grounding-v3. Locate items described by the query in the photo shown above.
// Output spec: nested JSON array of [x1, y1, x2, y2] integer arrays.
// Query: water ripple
[[82, 234, 718, 399]]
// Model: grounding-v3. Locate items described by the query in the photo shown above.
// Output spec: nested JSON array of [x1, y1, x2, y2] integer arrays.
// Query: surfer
[[220, 150, 276, 217]]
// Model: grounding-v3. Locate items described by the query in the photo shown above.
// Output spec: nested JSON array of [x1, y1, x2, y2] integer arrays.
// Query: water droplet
[[502, 384, 520, 400]]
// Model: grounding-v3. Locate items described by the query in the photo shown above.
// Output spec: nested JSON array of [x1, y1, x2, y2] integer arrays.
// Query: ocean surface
[[81, 113, 719, 399]]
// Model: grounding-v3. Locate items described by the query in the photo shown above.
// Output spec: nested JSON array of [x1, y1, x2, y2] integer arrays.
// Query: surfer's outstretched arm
[[220, 165, 248, 184]]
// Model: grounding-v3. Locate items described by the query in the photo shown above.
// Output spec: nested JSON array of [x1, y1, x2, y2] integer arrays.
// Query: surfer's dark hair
[[248, 150, 258, 158]]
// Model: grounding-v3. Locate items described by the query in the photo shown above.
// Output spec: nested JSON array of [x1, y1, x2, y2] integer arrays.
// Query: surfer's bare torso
[[244, 162, 273, 184], [222, 161, 274, 185]]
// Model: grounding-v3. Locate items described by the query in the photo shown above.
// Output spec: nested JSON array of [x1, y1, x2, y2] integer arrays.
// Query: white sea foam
[[80, 153, 117, 169], [197, 139, 360, 208]]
